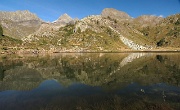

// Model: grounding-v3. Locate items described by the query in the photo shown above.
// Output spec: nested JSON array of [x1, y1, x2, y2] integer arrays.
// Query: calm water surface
[[0, 53, 180, 110]]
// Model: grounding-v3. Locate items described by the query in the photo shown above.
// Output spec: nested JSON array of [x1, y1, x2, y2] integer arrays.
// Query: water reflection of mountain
[[0, 53, 180, 91]]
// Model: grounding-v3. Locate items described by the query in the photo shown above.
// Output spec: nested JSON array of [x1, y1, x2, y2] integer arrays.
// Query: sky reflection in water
[[0, 53, 180, 110]]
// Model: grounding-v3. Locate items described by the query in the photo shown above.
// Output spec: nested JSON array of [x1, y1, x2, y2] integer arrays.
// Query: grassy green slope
[[25, 24, 129, 51], [135, 14, 180, 48]]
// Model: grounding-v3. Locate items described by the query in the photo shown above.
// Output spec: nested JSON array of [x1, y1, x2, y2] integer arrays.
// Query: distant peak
[[58, 13, 72, 20], [57, 13, 72, 20], [63, 13, 68, 16], [53, 13, 73, 23]]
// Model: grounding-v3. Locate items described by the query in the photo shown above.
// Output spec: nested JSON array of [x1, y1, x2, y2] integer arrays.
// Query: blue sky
[[0, 0, 180, 22]]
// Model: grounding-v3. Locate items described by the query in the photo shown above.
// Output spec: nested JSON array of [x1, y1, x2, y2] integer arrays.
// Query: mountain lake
[[0, 52, 180, 110]]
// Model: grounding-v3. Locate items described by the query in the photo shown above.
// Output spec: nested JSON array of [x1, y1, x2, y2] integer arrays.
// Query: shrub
[[175, 19, 180, 25], [156, 38, 168, 46]]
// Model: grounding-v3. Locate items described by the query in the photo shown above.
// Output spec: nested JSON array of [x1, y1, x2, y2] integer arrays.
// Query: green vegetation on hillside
[[23, 24, 128, 51], [136, 14, 180, 47], [0, 9, 180, 52]]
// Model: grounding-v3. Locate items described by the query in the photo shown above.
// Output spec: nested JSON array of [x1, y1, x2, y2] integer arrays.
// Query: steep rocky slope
[[0, 10, 41, 22], [53, 13, 74, 25], [24, 13, 76, 41], [22, 8, 155, 52], [0, 8, 180, 52], [0, 10, 42, 39]]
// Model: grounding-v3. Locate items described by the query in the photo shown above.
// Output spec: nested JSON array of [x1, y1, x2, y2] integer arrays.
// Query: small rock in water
[[140, 89, 145, 93]]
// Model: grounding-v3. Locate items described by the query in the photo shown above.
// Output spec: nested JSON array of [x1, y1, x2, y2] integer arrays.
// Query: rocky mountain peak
[[53, 13, 73, 24], [58, 13, 71, 19], [101, 8, 131, 20], [0, 10, 41, 22]]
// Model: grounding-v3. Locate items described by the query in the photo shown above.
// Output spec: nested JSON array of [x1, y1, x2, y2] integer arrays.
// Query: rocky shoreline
[[1, 48, 180, 55]]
